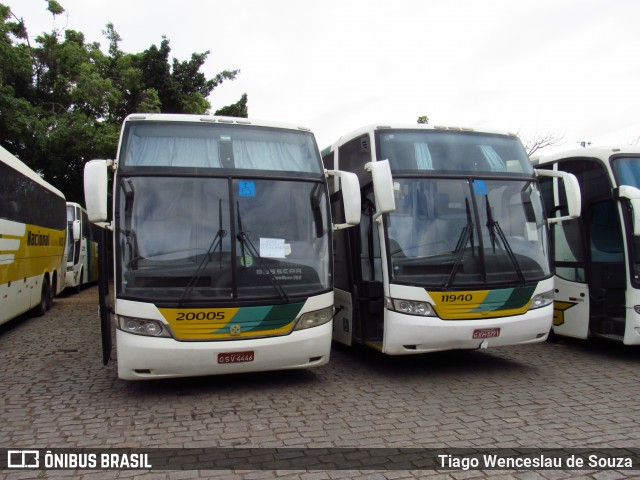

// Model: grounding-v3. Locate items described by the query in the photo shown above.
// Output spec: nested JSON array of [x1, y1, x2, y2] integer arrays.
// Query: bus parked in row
[[0, 145, 67, 325], [84, 114, 366, 380], [65, 202, 100, 293], [322, 124, 580, 354], [537, 146, 640, 344]]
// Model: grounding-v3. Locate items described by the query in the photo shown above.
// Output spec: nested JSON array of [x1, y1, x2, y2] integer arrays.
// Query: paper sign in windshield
[[260, 238, 286, 258]]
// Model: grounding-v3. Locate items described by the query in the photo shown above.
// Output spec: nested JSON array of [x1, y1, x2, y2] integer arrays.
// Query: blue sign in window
[[239, 181, 256, 197], [473, 180, 487, 195]]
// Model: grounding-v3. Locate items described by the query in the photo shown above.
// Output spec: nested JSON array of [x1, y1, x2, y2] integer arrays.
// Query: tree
[[0, 1, 247, 202], [417, 115, 429, 124], [519, 131, 564, 157]]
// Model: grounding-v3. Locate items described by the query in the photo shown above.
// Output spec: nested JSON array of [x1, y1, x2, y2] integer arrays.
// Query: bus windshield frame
[[114, 121, 332, 306], [375, 129, 550, 290]]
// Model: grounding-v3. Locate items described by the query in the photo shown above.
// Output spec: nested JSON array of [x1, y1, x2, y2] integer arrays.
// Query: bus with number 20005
[[84, 113, 370, 380]]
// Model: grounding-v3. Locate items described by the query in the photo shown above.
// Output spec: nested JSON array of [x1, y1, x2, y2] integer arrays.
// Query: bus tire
[[35, 280, 50, 317]]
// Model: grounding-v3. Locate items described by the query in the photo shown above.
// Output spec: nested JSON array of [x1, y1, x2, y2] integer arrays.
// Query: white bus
[[322, 124, 580, 354], [0, 145, 67, 325], [537, 146, 640, 344], [65, 202, 99, 292], [84, 113, 362, 379]]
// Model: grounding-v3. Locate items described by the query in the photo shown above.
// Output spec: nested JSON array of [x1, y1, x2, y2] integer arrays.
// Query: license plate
[[473, 328, 500, 339], [218, 351, 255, 364]]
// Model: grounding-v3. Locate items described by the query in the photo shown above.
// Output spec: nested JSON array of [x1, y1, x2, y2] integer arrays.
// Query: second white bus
[[322, 124, 580, 354]]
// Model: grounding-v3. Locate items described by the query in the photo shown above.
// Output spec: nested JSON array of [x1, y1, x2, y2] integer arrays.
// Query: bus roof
[[122, 113, 313, 133], [0, 145, 65, 200], [537, 145, 640, 166], [323, 123, 519, 154]]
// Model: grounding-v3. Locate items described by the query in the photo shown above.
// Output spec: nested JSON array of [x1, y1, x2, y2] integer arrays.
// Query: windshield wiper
[[178, 199, 227, 306], [445, 198, 474, 288], [236, 202, 289, 302], [484, 195, 525, 285]]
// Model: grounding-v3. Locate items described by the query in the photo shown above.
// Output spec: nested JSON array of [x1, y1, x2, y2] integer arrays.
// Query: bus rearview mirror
[[366, 160, 396, 220], [535, 169, 581, 223], [72, 220, 81, 241], [326, 170, 361, 230], [84, 159, 111, 223]]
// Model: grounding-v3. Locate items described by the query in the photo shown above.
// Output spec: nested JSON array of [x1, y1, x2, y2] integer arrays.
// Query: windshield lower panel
[[387, 178, 550, 289], [116, 176, 331, 303]]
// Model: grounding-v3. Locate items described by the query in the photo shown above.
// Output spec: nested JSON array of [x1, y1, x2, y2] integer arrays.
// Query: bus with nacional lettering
[[321, 124, 581, 354], [536, 146, 640, 344], [0, 145, 67, 325], [65, 202, 100, 293], [84, 113, 365, 379]]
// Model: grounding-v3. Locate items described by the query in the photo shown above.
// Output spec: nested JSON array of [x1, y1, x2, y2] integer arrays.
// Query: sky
[[4, 0, 640, 154]]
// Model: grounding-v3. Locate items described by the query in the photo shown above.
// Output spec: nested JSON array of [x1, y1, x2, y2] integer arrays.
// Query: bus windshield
[[612, 156, 640, 188], [117, 176, 331, 302], [387, 178, 550, 288], [377, 130, 532, 175], [119, 121, 323, 174]]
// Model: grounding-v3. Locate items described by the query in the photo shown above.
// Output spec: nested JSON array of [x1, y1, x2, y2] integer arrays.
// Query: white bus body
[[65, 202, 99, 292], [322, 124, 580, 354], [0, 145, 67, 325], [84, 114, 361, 379], [538, 146, 640, 344]]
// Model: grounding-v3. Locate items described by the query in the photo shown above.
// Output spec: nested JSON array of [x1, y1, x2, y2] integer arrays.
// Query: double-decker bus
[[322, 124, 580, 354], [65, 202, 99, 293], [537, 146, 640, 344], [84, 114, 362, 379], [0, 145, 67, 325]]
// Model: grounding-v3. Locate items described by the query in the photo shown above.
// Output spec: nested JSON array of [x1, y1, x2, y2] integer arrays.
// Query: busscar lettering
[[256, 268, 303, 281], [27, 231, 50, 246]]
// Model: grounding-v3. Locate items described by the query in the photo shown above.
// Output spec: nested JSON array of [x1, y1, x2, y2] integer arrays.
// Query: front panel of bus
[[111, 118, 334, 378], [365, 129, 553, 353]]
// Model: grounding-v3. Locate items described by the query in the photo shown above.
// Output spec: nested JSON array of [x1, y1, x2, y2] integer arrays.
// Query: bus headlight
[[118, 316, 171, 337], [294, 307, 333, 331], [529, 291, 554, 310], [385, 297, 435, 317]]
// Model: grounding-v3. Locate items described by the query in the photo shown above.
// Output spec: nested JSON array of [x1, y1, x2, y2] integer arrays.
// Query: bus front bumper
[[115, 322, 332, 380], [383, 305, 553, 354]]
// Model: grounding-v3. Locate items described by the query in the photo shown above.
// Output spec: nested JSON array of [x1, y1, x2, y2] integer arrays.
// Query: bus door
[[541, 171, 590, 338], [331, 184, 385, 348], [586, 199, 627, 338], [550, 211, 590, 339], [352, 186, 385, 349]]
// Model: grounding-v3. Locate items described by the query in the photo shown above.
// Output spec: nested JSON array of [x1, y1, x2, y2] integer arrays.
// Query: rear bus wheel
[[35, 280, 50, 316]]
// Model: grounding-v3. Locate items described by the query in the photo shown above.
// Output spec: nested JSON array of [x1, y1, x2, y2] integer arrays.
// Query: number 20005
[[176, 311, 226, 321], [440, 294, 473, 303]]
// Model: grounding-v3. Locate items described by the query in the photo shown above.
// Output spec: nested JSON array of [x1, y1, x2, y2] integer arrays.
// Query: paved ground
[[2, 285, 640, 479]]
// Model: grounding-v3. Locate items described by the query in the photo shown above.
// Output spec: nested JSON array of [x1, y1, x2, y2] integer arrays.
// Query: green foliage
[[0, 2, 247, 202], [417, 115, 429, 124]]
